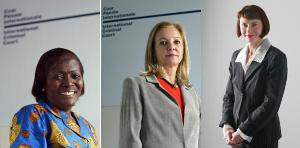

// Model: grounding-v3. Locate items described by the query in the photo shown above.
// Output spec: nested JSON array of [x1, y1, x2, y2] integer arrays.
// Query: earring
[[42, 88, 46, 92]]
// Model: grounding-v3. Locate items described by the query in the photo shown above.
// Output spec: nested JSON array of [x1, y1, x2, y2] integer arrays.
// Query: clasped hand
[[225, 128, 243, 148]]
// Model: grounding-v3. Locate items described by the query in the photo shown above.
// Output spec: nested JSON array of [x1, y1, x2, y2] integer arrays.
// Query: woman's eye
[[55, 74, 64, 80], [159, 40, 167, 46], [174, 40, 181, 45], [72, 73, 81, 79]]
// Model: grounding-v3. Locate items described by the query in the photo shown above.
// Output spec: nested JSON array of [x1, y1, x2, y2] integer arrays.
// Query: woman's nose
[[167, 43, 176, 50], [246, 26, 252, 32], [62, 76, 74, 86]]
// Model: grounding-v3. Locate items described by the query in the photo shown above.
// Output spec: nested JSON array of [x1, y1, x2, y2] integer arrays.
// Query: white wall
[[0, 1, 100, 147], [102, 106, 120, 148], [201, 0, 299, 148]]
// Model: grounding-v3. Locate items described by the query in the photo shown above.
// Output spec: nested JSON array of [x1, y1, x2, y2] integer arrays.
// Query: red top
[[157, 77, 185, 122]]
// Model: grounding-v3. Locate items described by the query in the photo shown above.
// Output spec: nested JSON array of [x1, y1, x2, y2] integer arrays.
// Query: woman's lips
[[246, 35, 254, 38], [166, 54, 178, 57]]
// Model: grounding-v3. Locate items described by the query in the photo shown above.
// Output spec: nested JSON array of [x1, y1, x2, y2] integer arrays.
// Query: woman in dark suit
[[119, 21, 201, 148], [219, 5, 287, 148]]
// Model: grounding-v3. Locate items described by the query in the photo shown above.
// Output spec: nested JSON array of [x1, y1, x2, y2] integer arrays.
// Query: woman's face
[[45, 54, 83, 112], [239, 17, 263, 43], [154, 26, 184, 69]]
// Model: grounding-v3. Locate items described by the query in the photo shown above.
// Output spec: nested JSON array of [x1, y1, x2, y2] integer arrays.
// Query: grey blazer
[[220, 46, 287, 147], [119, 75, 201, 148]]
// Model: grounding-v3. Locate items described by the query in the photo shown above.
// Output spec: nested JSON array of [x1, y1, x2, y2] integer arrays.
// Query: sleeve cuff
[[237, 128, 252, 142]]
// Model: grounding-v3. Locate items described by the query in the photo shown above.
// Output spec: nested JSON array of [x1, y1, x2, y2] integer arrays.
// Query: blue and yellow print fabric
[[9, 101, 99, 148]]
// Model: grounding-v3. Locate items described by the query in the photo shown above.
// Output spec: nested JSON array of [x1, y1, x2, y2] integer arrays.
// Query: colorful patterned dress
[[9, 101, 99, 148]]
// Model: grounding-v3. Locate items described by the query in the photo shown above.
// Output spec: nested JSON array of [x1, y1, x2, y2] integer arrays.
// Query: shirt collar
[[235, 38, 271, 64], [145, 74, 158, 84], [145, 74, 188, 89], [39, 101, 74, 119]]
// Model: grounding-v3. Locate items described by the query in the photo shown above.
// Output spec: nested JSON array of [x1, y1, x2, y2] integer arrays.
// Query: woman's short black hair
[[31, 48, 84, 102], [237, 5, 270, 38]]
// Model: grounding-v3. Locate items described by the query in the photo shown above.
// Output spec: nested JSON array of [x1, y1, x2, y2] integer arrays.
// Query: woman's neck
[[246, 38, 263, 64], [160, 66, 177, 84], [248, 38, 263, 55]]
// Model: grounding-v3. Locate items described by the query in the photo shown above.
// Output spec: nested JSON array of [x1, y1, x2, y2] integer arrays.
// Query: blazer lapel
[[181, 85, 189, 118], [145, 75, 178, 105], [244, 61, 261, 82], [181, 85, 190, 129], [231, 63, 245, 123], [145, 75, 158, 84], [234, 63, 245, 90], [244, 39, 271, 82]]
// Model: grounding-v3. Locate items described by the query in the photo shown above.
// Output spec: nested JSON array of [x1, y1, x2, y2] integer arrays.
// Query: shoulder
[[15, 104, 42, 115], [266, 46, 287, 62], [234, 48, 242, 56], [234, 48, 242, 55], [268, 46, 286, 57], [12, 103, 48, 126], [184, 85, 201, 100], [124, 75, 145, 82], [122, 75, 158, 95], [15, 102, 49, 117], [123, 75, 150, 86], [185, 84, 197, 92], [230, 48, 242, 61], [10, 104, 47, 146]]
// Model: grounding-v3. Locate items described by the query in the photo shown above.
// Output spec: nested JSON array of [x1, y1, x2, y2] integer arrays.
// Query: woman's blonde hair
[[142, 21, 191, 87]]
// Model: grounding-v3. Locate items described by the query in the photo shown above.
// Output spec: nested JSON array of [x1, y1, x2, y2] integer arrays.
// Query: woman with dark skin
[[9, 48, 99, 148]]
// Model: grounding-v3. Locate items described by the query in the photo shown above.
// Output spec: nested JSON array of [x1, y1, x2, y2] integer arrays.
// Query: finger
[[227, 139, 234, 145], [226, 138, 231, 144], [226, 132, 233, 139], [229, 138, 242, 145], [227, 140, 237, 145]]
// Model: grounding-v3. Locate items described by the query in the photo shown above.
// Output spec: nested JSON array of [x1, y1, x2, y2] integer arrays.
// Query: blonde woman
[[119, 21, 201, 148]]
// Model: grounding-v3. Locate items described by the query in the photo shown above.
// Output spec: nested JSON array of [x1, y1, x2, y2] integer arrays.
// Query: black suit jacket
[[220, 46, 287, 145]]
